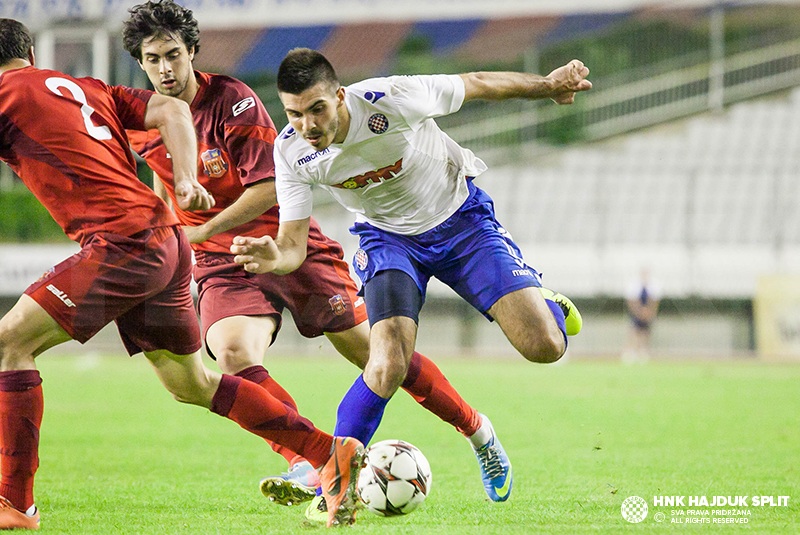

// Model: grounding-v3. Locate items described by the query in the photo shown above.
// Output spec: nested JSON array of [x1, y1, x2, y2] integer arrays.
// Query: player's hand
[[174, 180, 215, 211], [231, 235, 280, 274], [547, 59, 592, 105]]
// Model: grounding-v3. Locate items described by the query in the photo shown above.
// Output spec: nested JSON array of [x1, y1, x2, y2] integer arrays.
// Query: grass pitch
[[34, 353, 799, 534]]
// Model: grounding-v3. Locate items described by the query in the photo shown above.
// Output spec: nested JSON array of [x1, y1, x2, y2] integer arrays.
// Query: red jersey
[[128, 71, 278, 254], [0, 66, 178, 245]]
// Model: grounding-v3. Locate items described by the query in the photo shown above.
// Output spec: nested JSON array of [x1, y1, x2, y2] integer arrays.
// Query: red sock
[[236, 365, 304, 466], [211, 374, 331, 467], [0, 370, 43, 512], [401, 352, 481, 436]]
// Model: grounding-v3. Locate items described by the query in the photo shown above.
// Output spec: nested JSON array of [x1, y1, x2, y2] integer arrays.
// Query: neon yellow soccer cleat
[[540, 287, 583, 336], [259, 461, 319, 506], [304, 495, 327, 524]]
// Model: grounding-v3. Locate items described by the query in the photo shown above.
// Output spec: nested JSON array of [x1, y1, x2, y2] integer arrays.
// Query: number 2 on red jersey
[[45, 77, 112, 141]]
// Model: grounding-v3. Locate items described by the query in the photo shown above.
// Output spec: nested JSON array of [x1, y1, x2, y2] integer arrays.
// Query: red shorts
[[24, 226, 201, 356], [194, 223, 367, 354]]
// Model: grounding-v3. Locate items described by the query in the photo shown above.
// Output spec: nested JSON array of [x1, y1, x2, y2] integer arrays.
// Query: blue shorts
[[350, 180, 542, 320]]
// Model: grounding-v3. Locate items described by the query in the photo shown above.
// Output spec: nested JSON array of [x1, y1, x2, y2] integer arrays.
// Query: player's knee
[[519, 332, 565, 364], [385, 357, 409, 386], [0, 327, 21, 367], [212, 344, 261, 375], [0, 341, 9, 367], [364, 357, 407, 398], [378, 361, 407, 392]]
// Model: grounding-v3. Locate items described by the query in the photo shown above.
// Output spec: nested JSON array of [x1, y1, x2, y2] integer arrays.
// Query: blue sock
[[545, 298, 568, 348], [333, 374, 390, 446]]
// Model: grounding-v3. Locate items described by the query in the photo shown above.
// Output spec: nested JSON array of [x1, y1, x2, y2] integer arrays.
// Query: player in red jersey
[[122, 0, 500, 518], [0, 18, 365, 529]]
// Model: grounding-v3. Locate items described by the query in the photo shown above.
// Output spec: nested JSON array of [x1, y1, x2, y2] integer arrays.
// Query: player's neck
[[333, 105, 351, 144], [177, 71, 201, 107], [0, 58, 31, 74]]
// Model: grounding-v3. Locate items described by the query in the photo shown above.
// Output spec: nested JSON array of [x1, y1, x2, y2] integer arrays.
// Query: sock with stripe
[[236, 365, 303, 465], [0, 370, 43, 512], [401, 352, 481, 436], [211, 374, 331, 468]]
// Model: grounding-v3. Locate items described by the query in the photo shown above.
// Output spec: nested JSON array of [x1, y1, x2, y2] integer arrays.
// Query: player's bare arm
[[182, 181, 276, 244], [231, 217, 310, 274], [151, 171, 172, 207], [143, 94, 215, 211], [461, 59, 591, 105]]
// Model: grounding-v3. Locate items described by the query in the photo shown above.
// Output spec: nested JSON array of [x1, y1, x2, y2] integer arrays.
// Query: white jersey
[[275, 74, 488, 235], [625, 280, 662, 302]]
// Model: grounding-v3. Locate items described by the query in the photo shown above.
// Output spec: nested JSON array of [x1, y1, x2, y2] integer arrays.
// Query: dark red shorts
[[24, 226, 201, 356], [194, 224, 367, 350]]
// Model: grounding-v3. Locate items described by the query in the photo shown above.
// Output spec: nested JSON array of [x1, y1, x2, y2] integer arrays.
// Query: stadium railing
[[445, 36, 800, 162]]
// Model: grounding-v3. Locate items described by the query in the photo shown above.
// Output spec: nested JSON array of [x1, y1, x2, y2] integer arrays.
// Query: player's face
[[280, 82, 346, 150], [139, 34, 195, 101]]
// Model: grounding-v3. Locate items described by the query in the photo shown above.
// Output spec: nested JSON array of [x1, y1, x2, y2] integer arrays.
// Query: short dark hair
[[0, 19, 33, 66], [122, 0, 200, 61], [277, 48, 340, 95]]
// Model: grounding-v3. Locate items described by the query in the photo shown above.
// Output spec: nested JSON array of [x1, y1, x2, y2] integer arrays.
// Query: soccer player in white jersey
[[232, 48, 591, 506]]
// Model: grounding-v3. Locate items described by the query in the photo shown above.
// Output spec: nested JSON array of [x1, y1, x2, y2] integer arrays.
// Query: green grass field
[[33, 353, 799, 534]]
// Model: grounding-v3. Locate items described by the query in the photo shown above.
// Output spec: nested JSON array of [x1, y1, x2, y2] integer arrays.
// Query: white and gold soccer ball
[[356, 439, 432, 516]]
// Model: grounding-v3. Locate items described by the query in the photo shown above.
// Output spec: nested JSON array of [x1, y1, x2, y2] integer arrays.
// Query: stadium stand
[[464, 88, 800, 300], [4, 2, 800, 356], [190, 13, 629, 79]]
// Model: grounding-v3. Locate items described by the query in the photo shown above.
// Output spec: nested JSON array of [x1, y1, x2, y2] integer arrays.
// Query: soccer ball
[[356, 439, 432, 516]]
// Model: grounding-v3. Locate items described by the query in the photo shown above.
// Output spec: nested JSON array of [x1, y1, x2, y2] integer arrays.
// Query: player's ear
[[28, 46, 35, 66], [188, 46, 195, 61], [336, 86, 345, 105]]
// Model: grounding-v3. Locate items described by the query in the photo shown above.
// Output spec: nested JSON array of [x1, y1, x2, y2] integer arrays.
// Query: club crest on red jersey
[[328, 294, 347, 316], [200, 148, 228, 178]]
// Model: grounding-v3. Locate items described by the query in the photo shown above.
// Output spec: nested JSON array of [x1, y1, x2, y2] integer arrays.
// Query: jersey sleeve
[[109, 85, 153, 132], [275, 146, 313, 222], [220, 83, 278, 187], [388, 74, 465, 126]]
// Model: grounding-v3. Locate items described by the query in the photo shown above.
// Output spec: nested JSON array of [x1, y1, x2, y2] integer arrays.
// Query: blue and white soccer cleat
[[472, 415, 513, 502], [259, 460, 320, 506]]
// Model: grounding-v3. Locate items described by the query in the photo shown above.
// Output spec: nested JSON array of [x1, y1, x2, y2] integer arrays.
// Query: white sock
[[468, 415, 493, 449]]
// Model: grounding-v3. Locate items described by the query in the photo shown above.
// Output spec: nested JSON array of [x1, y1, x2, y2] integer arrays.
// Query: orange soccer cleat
[[0, 496, 39, 530], [318, 437, 366, 527]]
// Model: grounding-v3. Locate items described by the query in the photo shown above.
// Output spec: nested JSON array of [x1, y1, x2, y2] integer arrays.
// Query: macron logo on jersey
[[232, 97, 256, 116], [297, 148, 330, 166], [282, 127, 296, 140]]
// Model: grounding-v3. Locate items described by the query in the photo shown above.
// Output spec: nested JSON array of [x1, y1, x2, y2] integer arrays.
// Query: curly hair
[[122, 0, 200, 61], [0, 19, 33, 66]]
